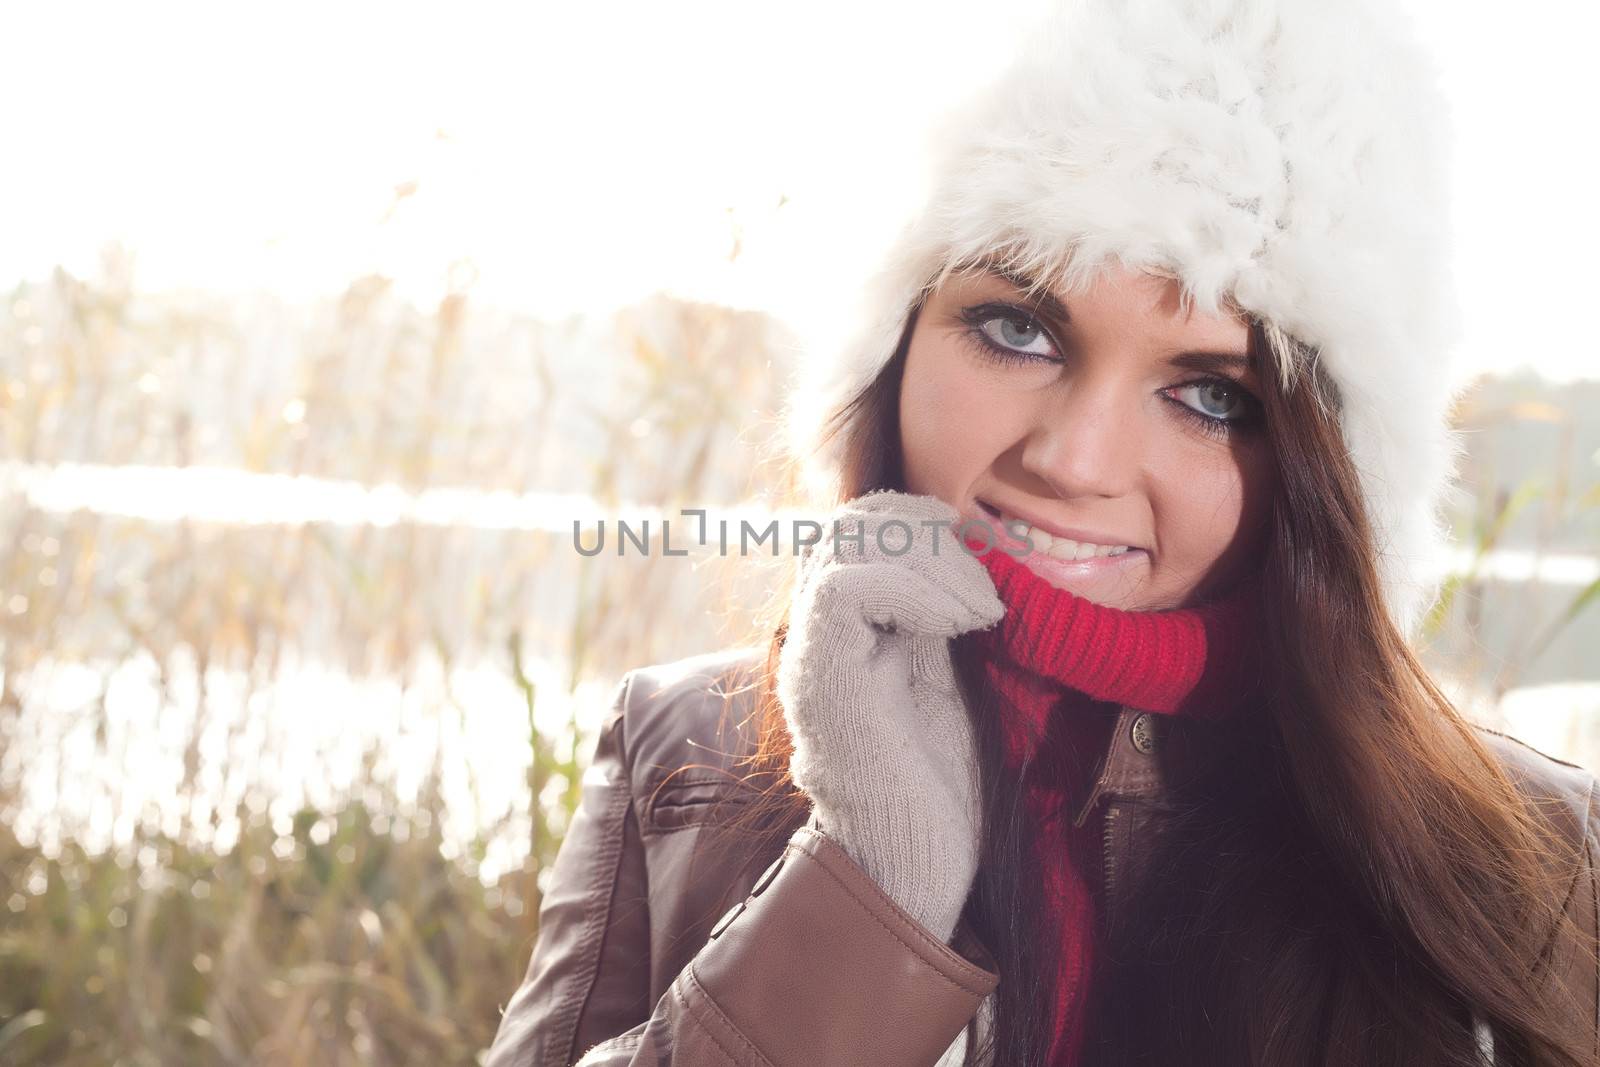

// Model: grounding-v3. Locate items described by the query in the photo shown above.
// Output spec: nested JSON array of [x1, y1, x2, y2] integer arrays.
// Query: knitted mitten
[[776, 491, 1005, 942]]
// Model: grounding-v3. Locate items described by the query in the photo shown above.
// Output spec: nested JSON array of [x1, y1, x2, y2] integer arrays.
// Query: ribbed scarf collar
[[969, 543, 1266, 769]]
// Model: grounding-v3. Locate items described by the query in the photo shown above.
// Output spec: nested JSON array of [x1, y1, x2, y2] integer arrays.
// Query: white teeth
[[1057, 540, 1097, 559], [998, 513, 1132, 560]]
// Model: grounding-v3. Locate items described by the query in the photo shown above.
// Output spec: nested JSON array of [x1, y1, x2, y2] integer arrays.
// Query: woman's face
[[899, 261, 1278, 611]]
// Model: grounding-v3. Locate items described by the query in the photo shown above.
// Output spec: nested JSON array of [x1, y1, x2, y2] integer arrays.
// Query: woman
[[488, 1, 1600, 1064]]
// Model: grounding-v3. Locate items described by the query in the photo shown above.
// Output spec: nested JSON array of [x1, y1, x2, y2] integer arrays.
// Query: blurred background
[[1, 2, 1596, 1064]]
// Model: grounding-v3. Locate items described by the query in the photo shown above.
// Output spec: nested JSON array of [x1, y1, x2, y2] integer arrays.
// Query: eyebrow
[[978, 262, 1256, 376], [984, 263, 1073, 325], [1168, 351, 1255, 376]]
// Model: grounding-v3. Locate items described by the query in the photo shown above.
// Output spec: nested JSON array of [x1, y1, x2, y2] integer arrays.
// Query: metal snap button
[[750, 855, 785, 898], [1130, 712, 1160, 755], [708, 900, 746, 941]]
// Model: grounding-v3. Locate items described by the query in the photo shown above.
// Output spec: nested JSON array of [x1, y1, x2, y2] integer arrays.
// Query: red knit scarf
[[967, 544, 1264, 1066]]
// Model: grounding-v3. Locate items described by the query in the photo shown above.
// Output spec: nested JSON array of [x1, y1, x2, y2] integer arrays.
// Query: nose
[[1018, 377, 1141, 501]]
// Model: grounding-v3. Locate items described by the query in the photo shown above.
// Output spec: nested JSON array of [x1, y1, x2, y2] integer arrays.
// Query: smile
[[974, 499, 1142, 562]]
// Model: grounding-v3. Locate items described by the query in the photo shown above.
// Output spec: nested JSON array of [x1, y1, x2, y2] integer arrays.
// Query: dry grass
[[0, 257, 793, 1065], [0, 254, 1595, 1064]]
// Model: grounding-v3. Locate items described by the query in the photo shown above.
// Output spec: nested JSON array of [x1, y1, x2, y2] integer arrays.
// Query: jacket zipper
[[1100, 804, 1121, 931], [1071, 758, 1111, 829]]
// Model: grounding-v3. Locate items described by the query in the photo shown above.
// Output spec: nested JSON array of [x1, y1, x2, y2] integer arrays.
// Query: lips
[[974, 499, 1138, 562]]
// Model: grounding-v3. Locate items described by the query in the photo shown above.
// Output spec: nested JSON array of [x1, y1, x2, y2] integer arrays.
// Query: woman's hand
[[776, 490, 1005, 942]]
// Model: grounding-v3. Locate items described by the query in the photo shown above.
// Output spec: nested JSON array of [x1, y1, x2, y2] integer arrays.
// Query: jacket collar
[[1071, 705, 1248, 827]]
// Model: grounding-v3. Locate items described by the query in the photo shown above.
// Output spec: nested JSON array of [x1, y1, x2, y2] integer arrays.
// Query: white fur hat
[[782, 0, 1465, 639]]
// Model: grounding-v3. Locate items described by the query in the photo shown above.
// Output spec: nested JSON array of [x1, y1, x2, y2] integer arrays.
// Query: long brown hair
[[704, 288, 1595, 1065]]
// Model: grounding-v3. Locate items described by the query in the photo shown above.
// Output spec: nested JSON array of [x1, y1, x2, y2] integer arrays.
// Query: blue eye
[[979, 313, 1056, 358], [1172, 380, 1249, 421], [958, 303, 1061, 363], [1162, 378, 1264, 440]]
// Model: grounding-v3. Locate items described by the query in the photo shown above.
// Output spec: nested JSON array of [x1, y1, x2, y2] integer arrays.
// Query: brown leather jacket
[[485, 646, 1600, 1066]]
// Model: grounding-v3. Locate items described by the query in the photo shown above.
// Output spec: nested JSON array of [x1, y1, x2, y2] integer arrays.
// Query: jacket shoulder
[[1473, 725, 1598, 842], [1471, 727, 1600, 1054], [612, 645, 773, 824]]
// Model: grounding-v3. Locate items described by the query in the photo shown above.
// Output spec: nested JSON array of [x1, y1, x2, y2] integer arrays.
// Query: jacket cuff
[[685, 824, 999, 1067]]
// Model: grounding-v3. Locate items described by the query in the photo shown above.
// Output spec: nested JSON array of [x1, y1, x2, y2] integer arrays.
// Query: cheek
[[902, 347, 1036, 505], [1149, 440, 1275, 571], [898, 348, 1022, 497]]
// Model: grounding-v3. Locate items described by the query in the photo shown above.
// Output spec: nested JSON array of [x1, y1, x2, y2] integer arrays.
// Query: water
[[3, 460, 1596, 884]]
